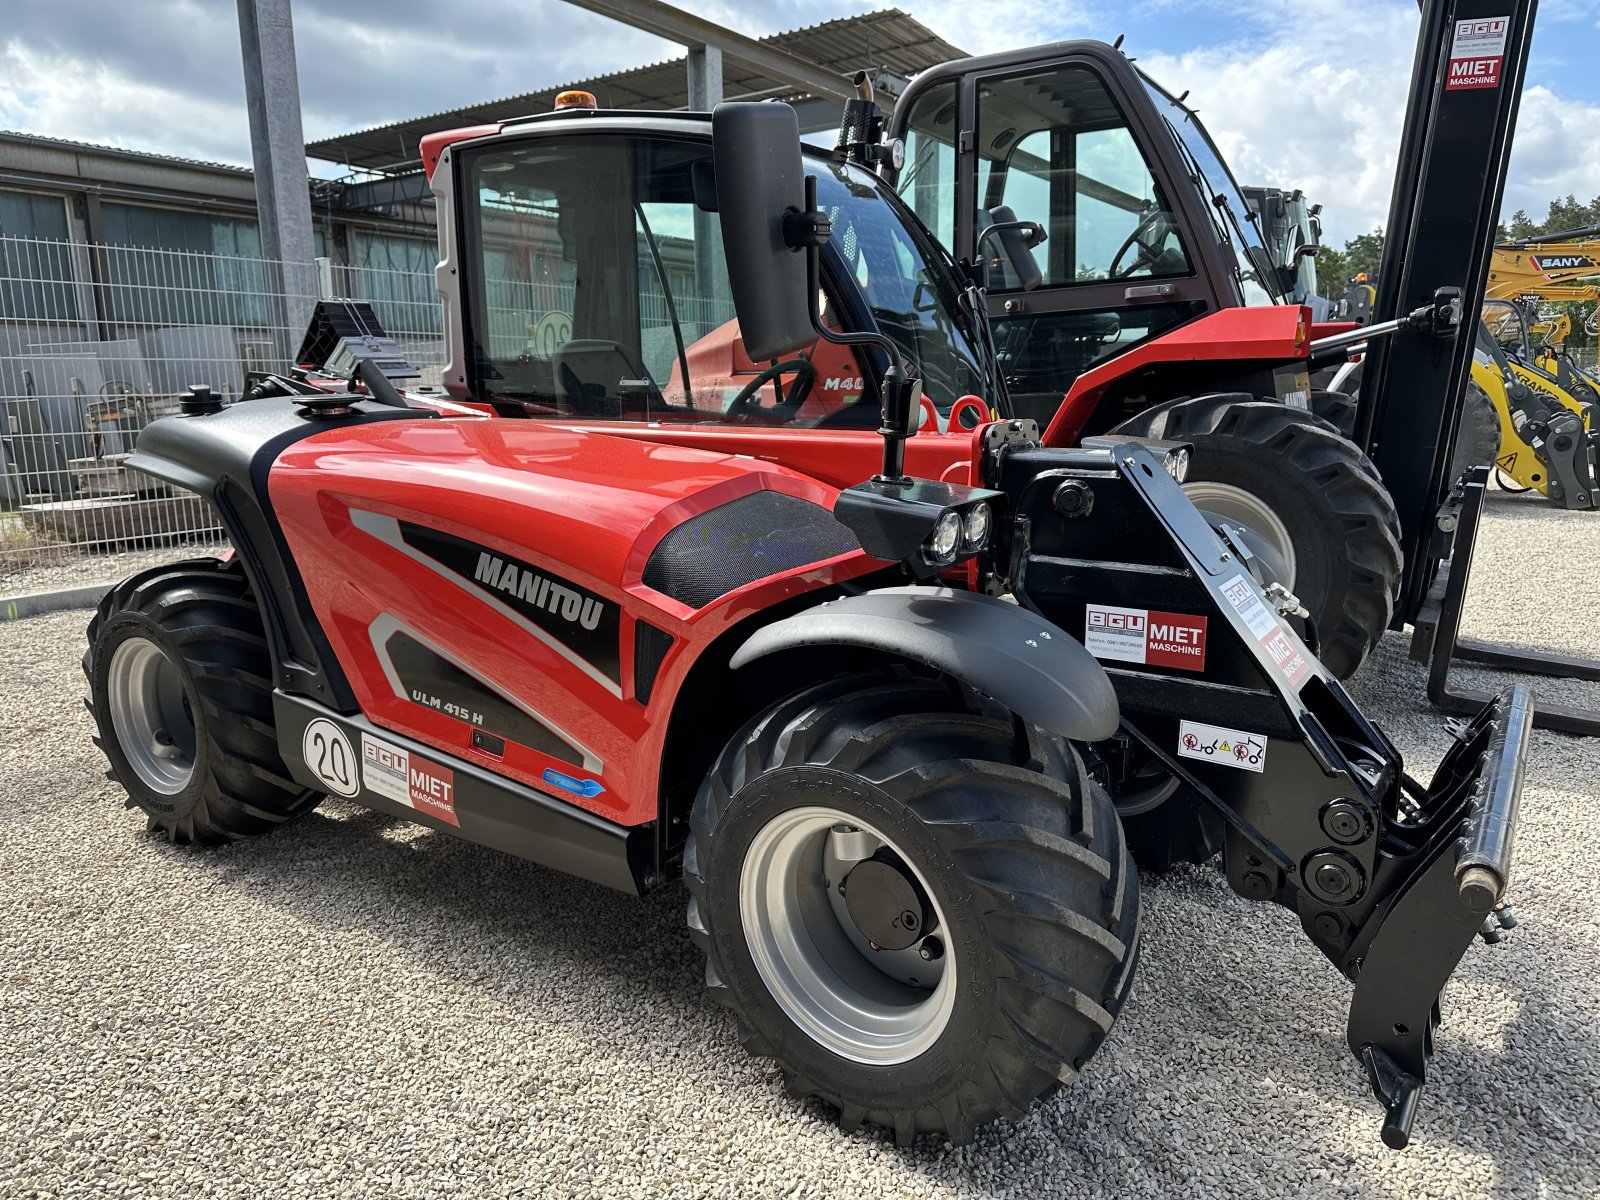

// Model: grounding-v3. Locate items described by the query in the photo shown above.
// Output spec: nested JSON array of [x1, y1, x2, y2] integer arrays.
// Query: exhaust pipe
[[837, 70, 882, 168]]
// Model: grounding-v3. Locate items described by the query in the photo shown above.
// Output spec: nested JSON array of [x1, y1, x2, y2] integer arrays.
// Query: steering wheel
[[1109, 209, 1174, 279], [725, 358, 816, 420]]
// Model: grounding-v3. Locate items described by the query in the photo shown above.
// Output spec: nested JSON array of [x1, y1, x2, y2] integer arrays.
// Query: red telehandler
[[85, 40, 1532, 1155]]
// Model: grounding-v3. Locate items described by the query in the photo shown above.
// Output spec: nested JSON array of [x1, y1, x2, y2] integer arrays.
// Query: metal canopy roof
[[305, 9, 964, 175]]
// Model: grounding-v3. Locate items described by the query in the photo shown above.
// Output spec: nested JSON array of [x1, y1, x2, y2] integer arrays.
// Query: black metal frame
[[983, 435, 1532, 1146], [1414, 467, 1600, 735]]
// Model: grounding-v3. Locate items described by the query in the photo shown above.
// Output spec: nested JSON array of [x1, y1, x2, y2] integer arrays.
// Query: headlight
[[961, 502, 993, 551], [1163, 447, 1190, 483], [925, 510, 963, 565]]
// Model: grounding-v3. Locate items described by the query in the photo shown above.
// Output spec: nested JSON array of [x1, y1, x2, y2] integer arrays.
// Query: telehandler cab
[[87, 98, 1530, 1151]]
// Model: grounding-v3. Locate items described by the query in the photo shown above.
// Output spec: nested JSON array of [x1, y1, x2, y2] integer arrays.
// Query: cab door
[[890, 47, 1223, 426]]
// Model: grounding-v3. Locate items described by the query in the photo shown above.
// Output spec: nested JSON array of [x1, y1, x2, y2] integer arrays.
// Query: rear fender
[[126, 396, 434, 709], [1044, 306, 1312, 444], [729, 586, 1119, 742]]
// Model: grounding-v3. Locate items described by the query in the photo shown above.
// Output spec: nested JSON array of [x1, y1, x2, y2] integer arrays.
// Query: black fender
[[127, 396, 432, 710], [729, 586, 1119, 742]]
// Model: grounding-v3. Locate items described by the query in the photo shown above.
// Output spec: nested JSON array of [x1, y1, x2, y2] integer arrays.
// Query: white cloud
[[1502, 85, 1600, 221], [1, 0, 1595, 248], [0, 38, 251, 165], [1137, 2, 1419, 245], [906, 0, 1097, 56], [1135, 0, 1600, 245]]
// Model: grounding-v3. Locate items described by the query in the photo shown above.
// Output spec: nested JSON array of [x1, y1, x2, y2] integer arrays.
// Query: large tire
[[1310, 388, 1360, 440], [684, 674, 1139, 1146], [1314, 380, 1500, 490], [1105, 758, 1224, 874], [1448, 382, 1503, 486], [1113, 394, 1402, 680], [85, 558, 321, 845]]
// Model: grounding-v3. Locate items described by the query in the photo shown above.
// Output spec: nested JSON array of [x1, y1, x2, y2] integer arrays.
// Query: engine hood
[[269, 417, 854, 597]]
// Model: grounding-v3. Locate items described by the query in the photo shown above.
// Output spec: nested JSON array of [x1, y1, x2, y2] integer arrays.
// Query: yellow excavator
[[1487, 223, 1600, 305], [1486, 223, 1600, 396], [1474, 298, 1599, 507]]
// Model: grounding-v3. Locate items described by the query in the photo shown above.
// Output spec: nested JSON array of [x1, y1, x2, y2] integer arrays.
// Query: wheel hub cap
[[106, 636, 197, 796], [1183, 479, 1298, 588], [739, 806, 956, 1064]]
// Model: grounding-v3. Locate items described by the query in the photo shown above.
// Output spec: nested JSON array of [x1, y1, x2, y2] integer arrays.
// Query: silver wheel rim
[[1183, 479, 1298, 587], [106, 637, 197, 796], [739, 805, 957, 1065]]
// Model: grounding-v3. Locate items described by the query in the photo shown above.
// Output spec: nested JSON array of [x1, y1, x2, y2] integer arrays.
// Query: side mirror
[[712, 102, 818, 362], [978, 205, 1045, 291]]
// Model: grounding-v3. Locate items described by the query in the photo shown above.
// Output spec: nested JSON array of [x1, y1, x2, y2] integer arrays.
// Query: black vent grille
[[633, 621, 675, 705], [642, 491, 859, 610]]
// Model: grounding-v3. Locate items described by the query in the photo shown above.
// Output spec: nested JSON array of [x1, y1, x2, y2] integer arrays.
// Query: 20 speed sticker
[[1084, 603, 1208, 671], [360, 733, 459, 827], [1178, 721, 1267, 773], [302, 718, 359, 797]]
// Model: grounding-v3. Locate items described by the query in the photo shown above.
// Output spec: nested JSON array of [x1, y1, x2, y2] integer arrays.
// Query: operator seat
[[554, 339, 652, 418]]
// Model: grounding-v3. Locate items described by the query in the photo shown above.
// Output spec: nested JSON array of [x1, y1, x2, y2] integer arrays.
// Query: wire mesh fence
[[0, 235, 446, 576], [3, 229, 1598, 579]]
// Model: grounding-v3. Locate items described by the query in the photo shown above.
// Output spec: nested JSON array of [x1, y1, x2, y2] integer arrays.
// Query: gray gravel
[[1, 491, 1597, 1199]]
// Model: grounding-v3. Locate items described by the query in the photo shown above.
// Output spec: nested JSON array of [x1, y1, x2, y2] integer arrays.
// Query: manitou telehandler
[[881, 2, 1600, 735], [86, 71, 1532, 1149]]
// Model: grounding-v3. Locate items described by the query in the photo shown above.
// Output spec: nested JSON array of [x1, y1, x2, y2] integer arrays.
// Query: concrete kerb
[[0, 584, 111, 622]]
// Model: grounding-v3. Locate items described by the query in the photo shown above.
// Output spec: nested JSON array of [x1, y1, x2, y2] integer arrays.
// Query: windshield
[[1283, 195, 1320, 304], [456, 132, 988, 426], [1140, 77, 1282, 306], [809, 155, 989, 406]]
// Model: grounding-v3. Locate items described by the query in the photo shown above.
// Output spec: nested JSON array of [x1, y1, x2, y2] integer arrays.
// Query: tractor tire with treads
[[85, 558, 321, 845], [684, 674, 1139, 1146], [1112, 394, 1402, 680], [1313, 374, 1500, 489]]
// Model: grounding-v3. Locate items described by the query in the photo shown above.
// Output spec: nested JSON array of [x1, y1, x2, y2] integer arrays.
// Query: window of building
[[100, 203, 271, 327], [350, 231, 440, 338], [0, 189, 79, 321]]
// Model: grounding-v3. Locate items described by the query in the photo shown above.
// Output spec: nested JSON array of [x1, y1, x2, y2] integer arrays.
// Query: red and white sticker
[[361, 733, 459, 827], [1084, 603, 1208, 672], [1445, 15, 1509, 91], [1219, 574, 1312, 688], [1178, 720, 1267, 774]]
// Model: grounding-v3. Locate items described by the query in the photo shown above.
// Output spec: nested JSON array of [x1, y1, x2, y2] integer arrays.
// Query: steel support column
[[237, 0, 317, 343]]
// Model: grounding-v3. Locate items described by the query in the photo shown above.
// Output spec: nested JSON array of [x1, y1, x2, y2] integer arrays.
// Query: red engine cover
[[269, 418, 886, 826]]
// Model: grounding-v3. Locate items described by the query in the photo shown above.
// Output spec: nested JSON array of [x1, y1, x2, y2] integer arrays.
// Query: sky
[[1, 0, 1597, 246]]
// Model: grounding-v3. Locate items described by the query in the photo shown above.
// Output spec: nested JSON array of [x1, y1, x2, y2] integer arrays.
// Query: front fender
[[729, 586, 1119, 742]]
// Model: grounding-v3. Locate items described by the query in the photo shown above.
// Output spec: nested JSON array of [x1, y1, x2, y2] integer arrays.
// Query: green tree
[[1315, 244, 1349, 299], [1343, 230, 1387, 283], [1502, 195, 1600, 240]]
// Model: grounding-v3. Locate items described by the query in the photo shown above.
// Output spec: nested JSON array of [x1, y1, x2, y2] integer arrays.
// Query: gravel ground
[[1, 490, 1596, 1199]]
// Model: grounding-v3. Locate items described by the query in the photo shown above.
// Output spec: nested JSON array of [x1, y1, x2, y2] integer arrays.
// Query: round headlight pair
[[1163, 447, 1190, 483], [924, 503, 994, 566]]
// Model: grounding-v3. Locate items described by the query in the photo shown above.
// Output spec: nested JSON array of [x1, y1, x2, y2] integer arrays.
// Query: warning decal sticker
[[361, 733, 460, 827], [1178, 720, 1267, 774], [1219, 575, 1312, 688], [1445, 15, 1509, 91], [1084, 604, 1208, 672]]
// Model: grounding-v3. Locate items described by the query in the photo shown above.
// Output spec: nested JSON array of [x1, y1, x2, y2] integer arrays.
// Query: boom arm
[[1486, 224, 1600, 301]]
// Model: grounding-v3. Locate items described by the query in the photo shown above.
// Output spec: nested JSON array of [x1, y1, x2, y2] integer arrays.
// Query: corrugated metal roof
[[0, 129, 251, 176], [306, 9, 964, 174]]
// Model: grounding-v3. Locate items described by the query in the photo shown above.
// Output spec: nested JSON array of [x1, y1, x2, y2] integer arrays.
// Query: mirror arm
[[976, 220, 1048, 252], [792, 175, 918, 482]]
